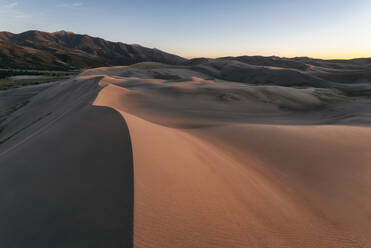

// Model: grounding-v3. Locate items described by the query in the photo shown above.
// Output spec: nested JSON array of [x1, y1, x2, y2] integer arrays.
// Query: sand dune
[[1, 62, 371, 247], [90, 64, 371, 247]]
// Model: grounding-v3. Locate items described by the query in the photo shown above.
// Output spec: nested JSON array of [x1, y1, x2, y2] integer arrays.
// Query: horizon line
[[2, 29, 371, 61]]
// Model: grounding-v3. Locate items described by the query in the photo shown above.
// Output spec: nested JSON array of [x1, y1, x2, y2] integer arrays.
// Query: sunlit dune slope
[[91, 63, 371, 248]]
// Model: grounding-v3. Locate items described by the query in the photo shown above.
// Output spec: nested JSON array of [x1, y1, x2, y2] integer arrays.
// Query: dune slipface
[[0, 78, 134, 248]]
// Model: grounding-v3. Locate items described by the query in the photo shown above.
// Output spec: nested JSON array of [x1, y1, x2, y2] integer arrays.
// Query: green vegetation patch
[[0, 69, 79, 90]]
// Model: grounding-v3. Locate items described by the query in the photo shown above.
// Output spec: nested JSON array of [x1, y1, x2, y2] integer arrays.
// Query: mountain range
[[0, 30, 186, 70]]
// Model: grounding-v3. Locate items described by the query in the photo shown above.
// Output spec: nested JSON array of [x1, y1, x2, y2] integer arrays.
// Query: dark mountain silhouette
[[0, 30, 186, 70]]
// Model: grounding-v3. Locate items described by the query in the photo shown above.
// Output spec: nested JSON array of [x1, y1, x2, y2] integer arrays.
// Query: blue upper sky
[[0, 0, 370, 58]]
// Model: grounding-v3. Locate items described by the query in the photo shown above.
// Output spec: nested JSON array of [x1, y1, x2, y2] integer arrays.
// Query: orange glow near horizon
[[179, 51, 371, 60]]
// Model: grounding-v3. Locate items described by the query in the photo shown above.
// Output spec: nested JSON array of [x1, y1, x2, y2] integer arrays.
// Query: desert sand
[[1, 61, 371, 247], [90, 63, 371, 247]]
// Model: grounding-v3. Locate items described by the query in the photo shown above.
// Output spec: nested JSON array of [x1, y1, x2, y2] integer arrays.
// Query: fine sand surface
[[90, 63, 371, 248], [1, 62, 371, 247], [0, 82, 56, 122]]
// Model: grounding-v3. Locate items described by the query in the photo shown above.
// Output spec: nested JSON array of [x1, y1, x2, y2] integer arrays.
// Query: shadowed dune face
[[0, 77, 134, 248], [91, 63, 371, 247], [0, 106, 134, 248]]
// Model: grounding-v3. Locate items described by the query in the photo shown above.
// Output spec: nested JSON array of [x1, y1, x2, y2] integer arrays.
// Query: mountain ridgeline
[[0, 30, 186, 70]]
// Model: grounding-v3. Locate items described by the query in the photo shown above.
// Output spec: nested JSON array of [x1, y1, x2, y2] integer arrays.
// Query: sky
[[0, 0, 370, 59]]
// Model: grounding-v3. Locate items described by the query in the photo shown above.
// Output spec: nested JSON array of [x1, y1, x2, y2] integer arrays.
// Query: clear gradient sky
[[0, 0, 370, 59]]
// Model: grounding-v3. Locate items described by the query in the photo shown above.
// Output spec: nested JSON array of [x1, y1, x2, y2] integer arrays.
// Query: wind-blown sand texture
[[1, 61, 371, 247]]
